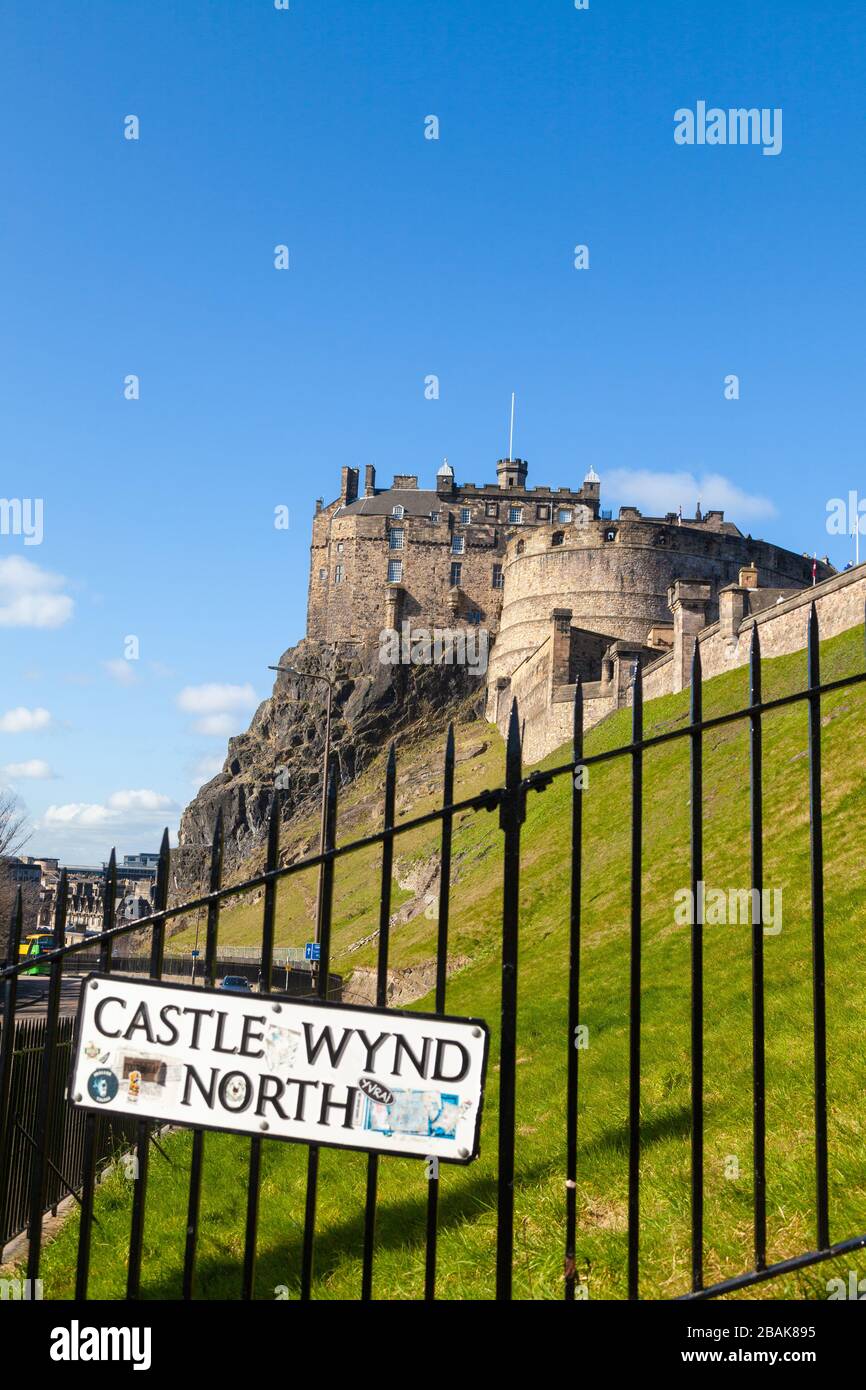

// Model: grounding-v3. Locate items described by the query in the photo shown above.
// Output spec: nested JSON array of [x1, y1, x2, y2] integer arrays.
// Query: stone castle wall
[[503, 564, 866, 765], [303, 457, 838, 767], [306, 462, 600, 647], [487, 518, 825, 690]]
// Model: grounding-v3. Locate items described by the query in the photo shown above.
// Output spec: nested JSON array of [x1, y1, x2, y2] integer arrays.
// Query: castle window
[[492, 564, 504, 589], [392, 505, 405, 518], [450, 562, 462, 587], [467, 609, 482, 625], [557, 508, 572, 523], [337, 541, 344, 553], [460, 507, 471, 524], [430, 510, 440, 523], [508, 507, 523, 524], [451, 534, 465, 554], [319, 568, 326, 581], [334, 564, 344, 583], [387, 559, 403, 583], [655, 532, 667, 546], [551, 531, 565, 546], [516, 540, 525, 555], [485, 502, 498, 517], [389, 529, 404, 550], [536, 504, 550, 520], [604, 529, 616, 543]]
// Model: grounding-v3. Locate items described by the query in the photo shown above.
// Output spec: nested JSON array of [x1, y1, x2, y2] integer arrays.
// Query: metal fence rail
[[1, 600, 865, 1299], [0, 1012, 139, 1251]]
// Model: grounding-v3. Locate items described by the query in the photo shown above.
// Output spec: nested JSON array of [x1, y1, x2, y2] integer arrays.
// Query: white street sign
[[69, 974, 489, 1162]]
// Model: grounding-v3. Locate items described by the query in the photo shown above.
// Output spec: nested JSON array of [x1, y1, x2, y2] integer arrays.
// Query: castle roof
[[340, 489, 443, 517]]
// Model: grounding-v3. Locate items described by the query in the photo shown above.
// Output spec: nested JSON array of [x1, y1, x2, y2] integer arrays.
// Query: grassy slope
[[38, 623, 866, 1300]]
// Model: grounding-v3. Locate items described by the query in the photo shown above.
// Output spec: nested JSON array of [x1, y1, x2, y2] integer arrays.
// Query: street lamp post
[[268, 664, 342, 988]]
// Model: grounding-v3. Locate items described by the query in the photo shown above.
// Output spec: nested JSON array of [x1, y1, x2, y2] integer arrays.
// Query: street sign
[[304, 942, 321, 962], [190, 950, 200, 958], [69, 974, 489, 1163]]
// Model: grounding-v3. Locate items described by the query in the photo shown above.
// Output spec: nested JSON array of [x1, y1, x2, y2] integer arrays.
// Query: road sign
[[69, 974, 489, 1162], [304, 942, 321, 962], [190, 950, 200, 958]]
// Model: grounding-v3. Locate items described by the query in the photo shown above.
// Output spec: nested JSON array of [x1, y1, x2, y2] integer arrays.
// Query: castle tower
[[436, 458, 455, 494], [582, 465, 601, 507], [496, 456, 528, 490]]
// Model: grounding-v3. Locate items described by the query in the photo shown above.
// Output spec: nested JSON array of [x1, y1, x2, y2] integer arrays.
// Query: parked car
[[219, 975, 252, 992]]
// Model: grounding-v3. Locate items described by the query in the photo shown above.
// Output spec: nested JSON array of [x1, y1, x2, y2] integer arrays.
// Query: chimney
[[392, 474, 418, 490], [738, 564, 758, 589], [364, 465, 376, 497], [340, 467, 359, 504], [667, 580, 711, 693], [719, 585, 747, 640]]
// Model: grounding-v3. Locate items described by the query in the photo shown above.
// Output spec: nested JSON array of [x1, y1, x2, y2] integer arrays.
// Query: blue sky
[[1, 0, 864, 862]]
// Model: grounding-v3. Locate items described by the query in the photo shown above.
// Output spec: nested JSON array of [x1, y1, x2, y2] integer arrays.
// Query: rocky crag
[[173, 637, 486, 900]]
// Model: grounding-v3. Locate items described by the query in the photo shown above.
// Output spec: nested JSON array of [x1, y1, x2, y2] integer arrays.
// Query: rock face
[[174, 636, 485, 899]]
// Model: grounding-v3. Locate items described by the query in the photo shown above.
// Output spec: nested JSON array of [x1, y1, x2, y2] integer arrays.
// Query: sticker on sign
[[69, 974, 489, 1162]]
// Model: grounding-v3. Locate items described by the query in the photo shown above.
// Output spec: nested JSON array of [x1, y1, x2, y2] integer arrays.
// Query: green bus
[[18, 932, 56, 976]]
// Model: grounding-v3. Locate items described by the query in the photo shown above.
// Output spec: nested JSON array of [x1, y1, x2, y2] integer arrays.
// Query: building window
[[557, 508, 572, 523], [460, 507, 471, 524], [467, 609, 482, 625], [492, 564, 504, 589], [451, 534, 465, 554], [604, 529, 616, 542], [516, 540, 525, 555], [336, 541, 344, 553], [430, 510, 440, 523], [551, 531, 565, 546], [319, 568, 327, 581], [334, 564, 344, 583], [508, 507, 523, 524], [389, 529, 404, 550], [387, 559, 403, 583], [536, 504, 550, 521], [392, 505, 404, 518], [485, 502, 498, 517], [450, 562, 462, 587]]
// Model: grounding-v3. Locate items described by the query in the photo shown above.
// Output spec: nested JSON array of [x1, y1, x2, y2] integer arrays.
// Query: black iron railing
[[1, 601, 866, 1299]]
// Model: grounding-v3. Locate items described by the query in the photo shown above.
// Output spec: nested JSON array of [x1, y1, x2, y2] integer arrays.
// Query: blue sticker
[[87, 1068, 119, 1104], [362, 1089, 462, 1140]]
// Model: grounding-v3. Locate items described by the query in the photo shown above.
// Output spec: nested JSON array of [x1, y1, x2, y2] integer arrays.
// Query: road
[[2, 974, 89, 1018]]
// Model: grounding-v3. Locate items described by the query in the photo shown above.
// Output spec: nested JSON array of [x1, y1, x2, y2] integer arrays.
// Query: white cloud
[[39, 788, 179, 860], [104, 658, 138, 686], [192, 713, 238, 736], [0, 556, 74, 628], [44, 789, 175, 826], [177, 682, 257, 738], [192, 754, 224, 784], [107, 789, 174, 811], [0, 706, 52, 733], [2, 759, 54, 779], [604, 469, 777, 523], [177, 683, 257, 714], [44, 802, 114, 827]]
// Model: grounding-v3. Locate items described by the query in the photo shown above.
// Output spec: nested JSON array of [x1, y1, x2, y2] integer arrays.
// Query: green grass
[[35, 624, 866, 1299]]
